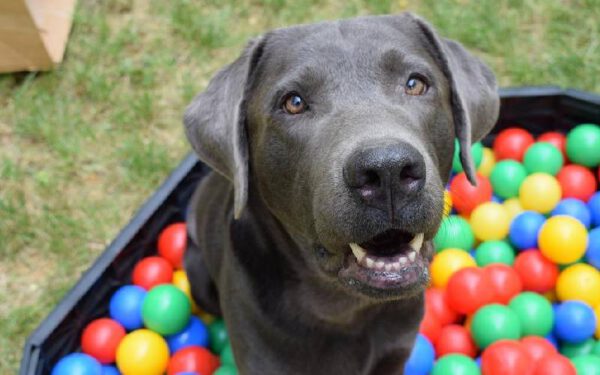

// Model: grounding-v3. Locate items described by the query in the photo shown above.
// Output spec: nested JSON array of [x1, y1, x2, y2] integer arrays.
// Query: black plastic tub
[[19, 86, 600, 375]]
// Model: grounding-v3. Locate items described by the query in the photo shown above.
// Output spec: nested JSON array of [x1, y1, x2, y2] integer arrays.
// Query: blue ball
[[551, 198, 592, 228], [554, 301, 597, 343], [585, 227, 600, 269], [109, 285, 146, 330], [101, 365, 120, 375], [404, 334, 435, 375], [509, 211, 546, 250], [52, 353, 102, 375], [475, 356, 482, 368], [492, 195, 504, 203], [545, 332, 559, 350], [166, 316, 210, 353], [589, 192, 600, 227]]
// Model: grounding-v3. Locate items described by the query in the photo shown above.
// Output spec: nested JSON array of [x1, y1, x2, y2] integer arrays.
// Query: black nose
[[343, 142, 426, 215]]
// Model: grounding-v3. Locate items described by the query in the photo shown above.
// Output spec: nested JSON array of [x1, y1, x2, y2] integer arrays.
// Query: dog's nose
[[343, 142, 426, 213]]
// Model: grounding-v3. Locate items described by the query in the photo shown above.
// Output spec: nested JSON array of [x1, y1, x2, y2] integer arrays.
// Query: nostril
[[399, 164, 421, 183], [362, 170, 381, 188]]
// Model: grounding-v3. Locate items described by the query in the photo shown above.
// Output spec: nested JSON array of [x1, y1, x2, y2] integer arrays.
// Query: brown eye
[[283, 93, 307, 114], [405, 76, 428, 96]]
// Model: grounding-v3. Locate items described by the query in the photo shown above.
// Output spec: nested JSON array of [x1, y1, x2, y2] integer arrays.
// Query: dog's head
[[185, 13, 499, 300]]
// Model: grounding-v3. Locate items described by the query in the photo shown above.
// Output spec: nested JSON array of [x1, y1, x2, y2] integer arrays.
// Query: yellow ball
[[172, 270, 200, 313], [443, 190, 452, 217], [519, 173, 562, 213], [470, 202, 510, 241], [116, 329, 169, 375], [539, 215, 588, 264], [503, 198, 524, 222], [430, 248, 476, 288], [595, 304, 600, 339], [543, 289, 557, 303], [478, 147, 496, 177], [556, 264, 600, 307]]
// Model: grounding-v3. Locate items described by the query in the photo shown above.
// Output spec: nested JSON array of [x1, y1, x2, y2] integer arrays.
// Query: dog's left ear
[[184, 36, 267, 219], [408, 14, 500, 184]]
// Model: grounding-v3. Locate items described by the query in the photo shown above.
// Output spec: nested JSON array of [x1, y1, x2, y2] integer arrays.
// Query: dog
[[183, 12, 499, 374]]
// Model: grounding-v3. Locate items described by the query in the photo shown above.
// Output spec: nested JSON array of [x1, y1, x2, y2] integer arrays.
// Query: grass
[[0, 0, 598, 372]]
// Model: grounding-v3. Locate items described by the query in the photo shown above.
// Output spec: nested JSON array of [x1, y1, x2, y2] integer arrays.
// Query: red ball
[[483, 264, 523, 304], [513, 250, 558, 293], [533, 354, 576, 375], [481, 340, 534, 375], [435, 324, 478, 358], [538, 132, 567, 161], [446, 267, 495, 315], [520, 336, 557, 365], [419, 307, 442, 345], [449, 172, 493, 215], [425, 288, 461, 326], [81, 318, 126, 364], [167, 346, 220, 375], [132, 256, 173, 290], [557, 164, 597, 201], [158, 223, 188, 269], [493, 127, 535, 162]]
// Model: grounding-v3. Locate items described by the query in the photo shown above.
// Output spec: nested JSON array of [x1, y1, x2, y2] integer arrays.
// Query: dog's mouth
[[338, 229, 429, 297]]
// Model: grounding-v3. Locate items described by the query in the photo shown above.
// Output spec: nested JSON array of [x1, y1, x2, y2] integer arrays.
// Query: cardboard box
[[0, 0, 76, 73]]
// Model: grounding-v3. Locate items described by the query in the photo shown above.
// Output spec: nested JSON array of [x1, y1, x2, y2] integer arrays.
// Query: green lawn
[[1, 0, 598, 372]]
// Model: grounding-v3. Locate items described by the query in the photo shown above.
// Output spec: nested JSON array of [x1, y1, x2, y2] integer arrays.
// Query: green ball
[[433, 215, 475, 252], [523, 142, 564, 175], [209, 319, 230, 354], [593, 340, 600, 356], [572, 354, 600, 375], [508, 292, 554, 336], [221, 343, 236, 365], [489, 160, 528, 199], [141, 284, 191, 335], [431, 354, 480, 375], [566, 124, 600, 167], [214, 365, 239, 375], [561, 338, 596, 358], [453, 140, 484, 173], [471, 304, 522, 349], [475, 240, 515, 266]]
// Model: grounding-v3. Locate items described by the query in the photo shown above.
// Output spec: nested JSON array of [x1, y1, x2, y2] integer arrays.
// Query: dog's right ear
[[184, 36, 267, 219]]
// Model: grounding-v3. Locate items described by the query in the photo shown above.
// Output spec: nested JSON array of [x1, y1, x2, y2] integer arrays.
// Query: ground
[[0, 0, 599, 372]]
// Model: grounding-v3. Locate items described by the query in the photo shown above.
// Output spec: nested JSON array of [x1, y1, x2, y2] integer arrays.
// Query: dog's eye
[[283, 93, 307, 115], [405, 76, 428, 96]]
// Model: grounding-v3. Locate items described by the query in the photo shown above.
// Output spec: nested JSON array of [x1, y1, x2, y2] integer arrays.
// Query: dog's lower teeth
[[392, 262, 401, 271], [365, 257, 375, 268], [408, 251, 416, 262], [375, 261, 385, 270], [384, 264, 393, 272], [399, 257, 407, 265], [349, 243, 367, 262], [409, 233, 424, 253]]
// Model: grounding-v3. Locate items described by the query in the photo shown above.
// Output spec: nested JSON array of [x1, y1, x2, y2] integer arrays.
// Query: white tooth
[[349, 243, 367, 262], [399, 257, 407, 265], [375, 261, 385, 270], [408, 251, 416, 262], [366, 257, 375, 268], [385, 264, 393, 272], [392, 262, 401, 271], [409, 233, 424, 253]]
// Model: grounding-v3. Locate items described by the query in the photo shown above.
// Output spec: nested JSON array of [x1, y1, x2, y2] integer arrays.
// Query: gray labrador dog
[[184, 12, 499, 375]]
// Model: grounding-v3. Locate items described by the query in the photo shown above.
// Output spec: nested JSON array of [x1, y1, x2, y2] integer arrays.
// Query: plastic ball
[[453, 140, 484, 173], [209, 320, 230, 354], [220, 343, 235, 365], [557, 164, 598, 202], [551, 198, 592, 228], [443, 190, 452, 217], [166, 316, 210, 354], [493, 127, 535, 162], [532, 353, 576, 375], [481, 340, 533, 375], [509, 211, 546, 250], [446, 267, 494, 315], [519, 173, 562, 214], [142, 284, 191, 335], [435, 324, 477, 358], [478, 147, 496, 177], [523, 142, 564, 175], [553, 301, 597, 343], [116, 329, 169, 375], [566, 123, 600, 167], [109, 285, 146, 330], [158, 222, 188, 269], [475, 240, 515, 266], [430, 248, 476, 288], [404, 334, 435, 375], [101, 365, 120, 375], [489, 160, 528, 199], [471, 304, 522, 349], [571, 354, 600, 375], [433, 215, 475, 252], [556, 263, 600, 306], [81, 318, 126, 364], [449, 172, 493, 215], [538, 215, 588, 264], [430, 354, 480, 375], [470, 202, 510, 241], [560, 338, 595, 358], [484, 264, 523, 304], [520, 336, 557, 364], [167, 346, 220, 375], [538, 131, 567, 160], [588, 192, 600, 227], [503, 198, 524, 221], [508, 292, 554, 336], [513, 251, 559, 293], [425, 288, 461, 326], [52, 353, 103, 375], [594, 339, 600, 355], [215, 365, 239, 375], [132, 256, 173, 290], [172, 270, 200, 313]]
